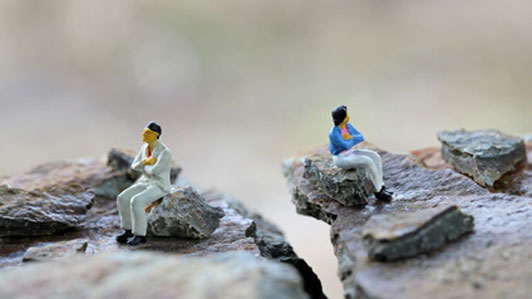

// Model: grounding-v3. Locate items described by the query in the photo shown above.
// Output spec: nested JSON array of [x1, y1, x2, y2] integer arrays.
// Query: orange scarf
[[339, 124, 353, 140]]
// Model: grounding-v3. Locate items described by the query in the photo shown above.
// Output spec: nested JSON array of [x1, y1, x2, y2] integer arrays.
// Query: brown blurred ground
[[1, 1, 531, 297]]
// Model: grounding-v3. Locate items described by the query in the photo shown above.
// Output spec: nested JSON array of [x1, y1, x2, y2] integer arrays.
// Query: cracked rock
[[227, 197, 327, 299], [362, 205, 474, 261], [147, 186, 225, 238], [302, 149, 375, 206], [22, 238, 88, 262], [0, 251, 309, 299], [437, 129, 526, 187], [0, 184, 93, 237]]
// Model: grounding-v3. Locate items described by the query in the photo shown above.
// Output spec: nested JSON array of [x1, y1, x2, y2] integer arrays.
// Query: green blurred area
[[1, 1, 531, 297]]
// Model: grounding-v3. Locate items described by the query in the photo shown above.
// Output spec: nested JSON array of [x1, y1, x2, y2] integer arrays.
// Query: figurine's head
[[142, 122, 162, 143], [332, 105, 349, 126]]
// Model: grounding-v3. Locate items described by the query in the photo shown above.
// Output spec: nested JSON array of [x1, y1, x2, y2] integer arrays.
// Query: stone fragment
[[147, 186, 225, 238], [0, 251, 310, 299], [302, 150, 374, 206], [0, 184, 93, 237], [437, 129, 526, 187], [107, 147, 182, 184], [362, 205, 474, 261], [22, 239, 88, 262]]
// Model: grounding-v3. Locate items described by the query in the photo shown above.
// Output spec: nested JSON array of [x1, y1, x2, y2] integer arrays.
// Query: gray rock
[[284, 143, 532, 299], [362, 205, 474, 261], [22, 239, 88, 262], [438, 129, 526, 187], [302, 150, 374, 206], [0, 184, 93, 237], [0, 251, 310, 299], [147, 186, 225, 238]]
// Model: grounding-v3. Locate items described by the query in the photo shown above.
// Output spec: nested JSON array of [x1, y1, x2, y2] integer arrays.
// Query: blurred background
[[1, 1, 531, 297]]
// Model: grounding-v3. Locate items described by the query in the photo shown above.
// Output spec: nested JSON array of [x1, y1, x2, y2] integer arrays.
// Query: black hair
[[331, 105, 347, 126], [146, 121, 162, 139]]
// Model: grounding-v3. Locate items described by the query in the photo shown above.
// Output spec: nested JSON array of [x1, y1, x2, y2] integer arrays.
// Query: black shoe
[[116, 230, 133, 244], [375, 186, 393, 201], [127, 235, 147, 246]]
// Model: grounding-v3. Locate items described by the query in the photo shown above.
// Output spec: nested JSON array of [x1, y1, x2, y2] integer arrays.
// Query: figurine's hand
[[142, 157, 157, 166]]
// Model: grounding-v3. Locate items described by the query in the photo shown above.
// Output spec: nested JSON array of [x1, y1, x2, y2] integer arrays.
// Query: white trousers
[[333, 148, 384, 192], [117, 182, 166, 236]]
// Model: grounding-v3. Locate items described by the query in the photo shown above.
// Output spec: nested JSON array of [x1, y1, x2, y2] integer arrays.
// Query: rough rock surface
[[284, 141, 532, 299], [22, 238, 88, 262], [0, 188, 260, 270], [0, 184, 93, 237], [147, 186, 225, 238], [301, 147, 375, 206], [437, 129, 526, 187], [0, 251, 309, 299], [0, 150, 325, 299], [362, 205, 474, 261]]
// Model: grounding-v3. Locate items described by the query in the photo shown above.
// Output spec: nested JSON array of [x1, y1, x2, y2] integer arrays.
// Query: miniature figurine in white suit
[[115, 122, 172, 245]]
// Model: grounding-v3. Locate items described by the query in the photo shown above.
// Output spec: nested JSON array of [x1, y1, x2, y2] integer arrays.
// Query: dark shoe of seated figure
[[375, 186, 393, 201], [116, 230, 133, 244], [127, 235, 147, 246]]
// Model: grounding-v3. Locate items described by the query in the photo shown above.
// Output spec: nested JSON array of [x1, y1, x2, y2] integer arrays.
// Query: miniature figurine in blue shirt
[[329, 105, 393, 200]]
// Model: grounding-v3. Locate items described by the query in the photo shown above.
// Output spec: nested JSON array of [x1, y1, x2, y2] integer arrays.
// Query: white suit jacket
[[131, 140, 172, 193]]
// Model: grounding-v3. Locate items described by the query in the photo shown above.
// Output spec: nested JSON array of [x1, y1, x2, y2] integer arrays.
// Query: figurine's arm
[[131, 146, 144, 171], [347, 123, 364, 146], [329, 128, 351, 152], [145, 149, 171, 176]]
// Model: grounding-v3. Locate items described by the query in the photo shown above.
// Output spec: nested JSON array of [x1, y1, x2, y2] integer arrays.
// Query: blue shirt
[[328, 123, 364, 156]]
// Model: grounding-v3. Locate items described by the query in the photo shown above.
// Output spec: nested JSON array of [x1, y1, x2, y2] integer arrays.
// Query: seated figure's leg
[[130, 186, 166, 236], [117, 183, 148, 230], [334, 153, 383, 192], [353, 149, 384, 184]]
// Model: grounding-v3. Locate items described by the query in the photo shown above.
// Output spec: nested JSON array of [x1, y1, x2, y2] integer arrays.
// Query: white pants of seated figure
[[333, 148, 384, 192], [117, 182, 166, 236]]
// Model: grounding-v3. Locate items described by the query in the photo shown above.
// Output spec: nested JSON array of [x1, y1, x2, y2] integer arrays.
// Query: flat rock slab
[[300, 146, 375, 206], [22, 238, 88, 262], [1, 158, 128, 200], [438, 129, 526, 187], [147, 186, 225, 238], [362, 205, 474, 261], [0, 251, 309, 299], [284, 143, 532, 299], [0, 184, 93, 237]]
